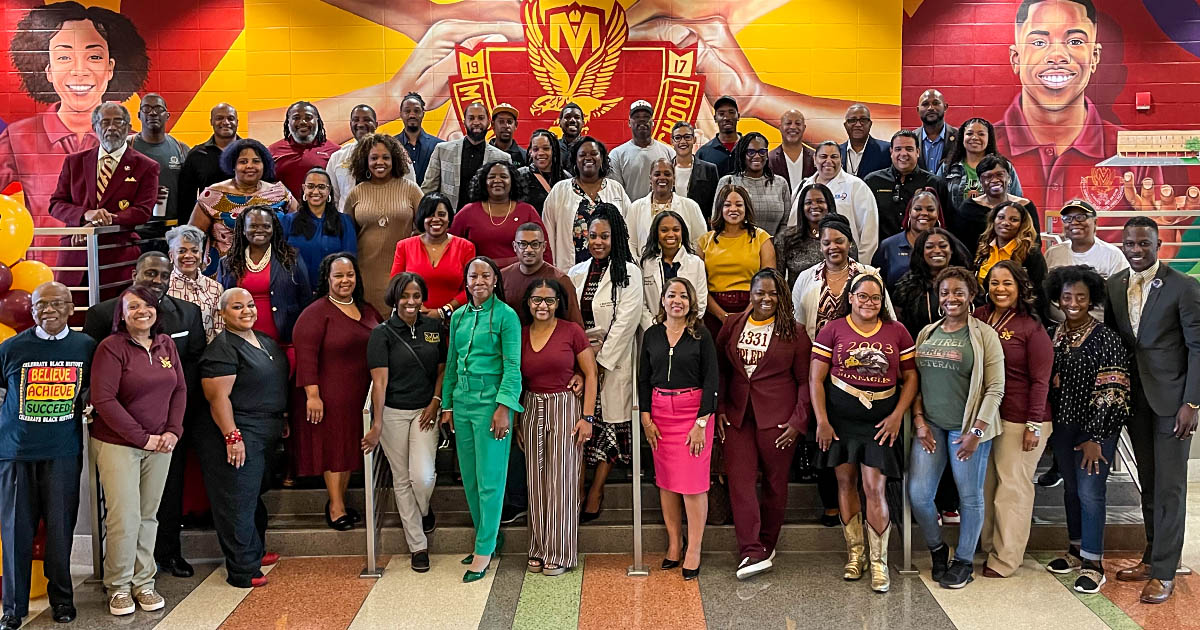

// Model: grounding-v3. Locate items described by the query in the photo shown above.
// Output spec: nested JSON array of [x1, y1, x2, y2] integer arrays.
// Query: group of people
[[0, 83, 1197, 630]]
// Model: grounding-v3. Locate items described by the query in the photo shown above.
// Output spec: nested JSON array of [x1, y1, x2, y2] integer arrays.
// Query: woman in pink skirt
[[638, 277, 719, 580]]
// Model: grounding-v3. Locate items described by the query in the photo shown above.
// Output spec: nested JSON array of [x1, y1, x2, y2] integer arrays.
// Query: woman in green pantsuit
[[440, 256, 525, 583]]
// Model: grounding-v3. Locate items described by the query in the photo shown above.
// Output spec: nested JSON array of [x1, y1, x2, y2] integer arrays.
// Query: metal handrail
[[360, 383, 387, 578], [627, 340, 647, 577]]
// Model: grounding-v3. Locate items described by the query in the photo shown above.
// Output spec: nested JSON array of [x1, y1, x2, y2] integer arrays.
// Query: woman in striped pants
[[517, 278, 599, 575]]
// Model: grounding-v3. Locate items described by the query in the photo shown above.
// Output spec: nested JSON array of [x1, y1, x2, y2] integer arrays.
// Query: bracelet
[[432, 395, 443, 402], [1025, 421, 1042, 436], [224, 429, 243, 445]]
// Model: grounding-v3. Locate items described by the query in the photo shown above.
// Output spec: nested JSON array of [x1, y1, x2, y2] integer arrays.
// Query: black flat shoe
[[346, 506, 362, 524], [330, 515, 355, 531], [682, 565, 701, 581], [422, 509, 437, 534], [411, 550, 430, 573], [0, 613, 21, 629], [51, 604, 76, 623], [157, 556, 195, 578]]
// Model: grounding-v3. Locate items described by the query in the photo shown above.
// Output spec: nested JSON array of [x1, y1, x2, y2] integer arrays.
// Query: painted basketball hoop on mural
[[448, 0, 705, 144]]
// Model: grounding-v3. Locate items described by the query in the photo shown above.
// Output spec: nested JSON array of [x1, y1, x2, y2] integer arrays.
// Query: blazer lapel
[[99, 149, 133, 207], [1136, 266, 1171, 342], [83, 150, 100, 206], [1109, 270, 1130, 332]]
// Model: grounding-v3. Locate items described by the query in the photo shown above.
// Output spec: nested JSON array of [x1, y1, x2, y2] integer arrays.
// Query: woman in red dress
[[390, 192, 476, 322], [291, 253, 381, 529]]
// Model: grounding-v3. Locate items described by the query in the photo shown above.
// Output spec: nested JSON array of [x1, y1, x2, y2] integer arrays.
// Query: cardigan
[[914, 316, 1006, 441]]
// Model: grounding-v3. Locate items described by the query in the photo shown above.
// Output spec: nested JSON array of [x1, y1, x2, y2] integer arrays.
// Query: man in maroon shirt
[[500, 223, 583, 327], [267, 101, 341, 200]]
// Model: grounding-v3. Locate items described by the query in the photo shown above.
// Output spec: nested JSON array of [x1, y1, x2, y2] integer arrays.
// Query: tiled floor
[[9, 484, 1199, 630]]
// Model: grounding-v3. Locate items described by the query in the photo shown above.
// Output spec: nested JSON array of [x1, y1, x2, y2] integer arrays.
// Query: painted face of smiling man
[[1009, 0, 1101, 114]]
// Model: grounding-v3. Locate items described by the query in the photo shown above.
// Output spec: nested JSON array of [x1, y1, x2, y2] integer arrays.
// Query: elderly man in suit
[[49, 102, 158, 299], [1105, 216, 1200, 604], [420, 101, 510, 210], [81, 251, 206, 580], [838, 104, 891, 179]]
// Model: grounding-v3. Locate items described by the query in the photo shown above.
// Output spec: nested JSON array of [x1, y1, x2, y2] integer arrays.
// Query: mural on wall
[[903, 0, 1200, 261]]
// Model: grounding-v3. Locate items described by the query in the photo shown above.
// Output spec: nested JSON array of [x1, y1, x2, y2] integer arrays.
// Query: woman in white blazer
[[639, 211, 707, 330], [792, 214, 894, 341], [567, 203, 643, 522], [626, 159, 709, 258], [544, 137, 632, 271], [793, 141, 880, 263]]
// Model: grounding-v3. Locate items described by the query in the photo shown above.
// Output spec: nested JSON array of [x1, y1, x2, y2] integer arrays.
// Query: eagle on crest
[[525, 0, 626, 126]]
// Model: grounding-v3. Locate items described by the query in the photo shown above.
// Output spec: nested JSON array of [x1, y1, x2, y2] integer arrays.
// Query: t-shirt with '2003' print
[[737, 316, 775, 377]]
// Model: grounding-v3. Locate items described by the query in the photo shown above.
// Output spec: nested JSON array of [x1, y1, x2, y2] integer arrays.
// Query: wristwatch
[[1024, 422, 1042, 437], [970, 427, 985, 438], [582, 415, 596, 425], [695, 416, 708, 428]]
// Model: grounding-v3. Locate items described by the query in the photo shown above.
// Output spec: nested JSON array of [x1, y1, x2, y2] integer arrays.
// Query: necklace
[[328, 294, 354, 306], [651, 198, 673, 215], [486, 200, 515, 226], [1056, 317, 1097, 348], [245, 245, 271, 273]]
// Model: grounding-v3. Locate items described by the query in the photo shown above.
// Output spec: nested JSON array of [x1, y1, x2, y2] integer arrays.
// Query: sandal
[[543, 563, 568, 577], [527, 558, 544, 573]]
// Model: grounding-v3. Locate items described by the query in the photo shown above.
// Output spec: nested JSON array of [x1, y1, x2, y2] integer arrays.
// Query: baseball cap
[[713, 95, 738, 111], [1060, 199, 1097, 216], [491, 103, 519, 120], [630, 100, 653, 116]]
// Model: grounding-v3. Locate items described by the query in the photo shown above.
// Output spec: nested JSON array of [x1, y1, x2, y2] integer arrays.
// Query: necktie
[[1129, 273, 1145, 336], [98, 156, 115, 202]]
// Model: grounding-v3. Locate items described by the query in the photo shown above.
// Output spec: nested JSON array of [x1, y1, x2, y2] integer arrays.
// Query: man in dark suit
[[670, 121, 719, 225], [1104, 216, 1200, 604], [913, 88, 954, 175], [838, 104, 891, 178], [49, 103, 158, 299], [768, 109, 815, 193], [82, 251, 206, 579]]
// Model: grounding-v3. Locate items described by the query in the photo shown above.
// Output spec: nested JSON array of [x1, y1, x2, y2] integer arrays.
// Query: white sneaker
[[736, 556, 774, 580], [134, 588, 165, 611], [108, 592, 135, 616]]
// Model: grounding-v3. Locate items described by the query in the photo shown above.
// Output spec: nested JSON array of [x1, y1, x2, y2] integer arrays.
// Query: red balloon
[[0, 261, 11, 294], [0, 290, 33, 331]]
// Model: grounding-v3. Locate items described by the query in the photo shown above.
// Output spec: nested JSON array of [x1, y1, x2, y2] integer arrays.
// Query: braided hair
[[283, 101, 327, 145], [587, 203, 634, 291], [222, 206, 299, 281]]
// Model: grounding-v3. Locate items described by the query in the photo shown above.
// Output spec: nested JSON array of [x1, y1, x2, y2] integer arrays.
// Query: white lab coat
[[568, 259, 643, 424], [639, 251, 708, 331], [625, 193, 708, 258], [789, 169, 880, 263], [544, 179, 632, 272]]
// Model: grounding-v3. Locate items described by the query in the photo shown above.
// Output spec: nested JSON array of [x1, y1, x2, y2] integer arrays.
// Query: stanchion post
[[82, 416, 104, 582], [627, 340, 648, 576], [898, 412, 917, 575], [360, 384, 383, 578]]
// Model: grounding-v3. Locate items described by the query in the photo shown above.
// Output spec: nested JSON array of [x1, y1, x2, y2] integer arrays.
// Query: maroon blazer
[[49, 145, 159, 289], [716, 310, 812, 433], [767, 145, 815, 189]]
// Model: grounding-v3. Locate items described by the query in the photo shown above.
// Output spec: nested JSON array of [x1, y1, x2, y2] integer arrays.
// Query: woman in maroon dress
[[450, 161, 551, 267], [291, 252, 381, 530]]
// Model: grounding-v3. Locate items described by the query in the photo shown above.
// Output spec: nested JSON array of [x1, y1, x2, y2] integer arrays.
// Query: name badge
[[424, 332, 440, 343]]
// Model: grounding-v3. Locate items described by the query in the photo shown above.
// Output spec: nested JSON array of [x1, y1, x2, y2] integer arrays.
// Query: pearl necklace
[[327, 295, 354, 306], [245, 246, 271, 273]]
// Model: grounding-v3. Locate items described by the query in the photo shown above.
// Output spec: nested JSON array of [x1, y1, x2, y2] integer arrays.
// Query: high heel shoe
[[682, 565, 702, 581], [461, 531, 506, 565], [463, 567, 489, 583], [662, 536, 688, 569], [580, 494, 604, 523]]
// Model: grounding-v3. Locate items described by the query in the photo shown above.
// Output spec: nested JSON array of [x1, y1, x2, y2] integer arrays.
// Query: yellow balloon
[[0, 322, 15, 344], [8, 260, 54, 294], [0, 195, 35, 266]]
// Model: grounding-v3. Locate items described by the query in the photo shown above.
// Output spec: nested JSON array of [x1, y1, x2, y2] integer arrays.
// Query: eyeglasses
[[529, 296, 559, 306], [514, 240, 544, 250], [745, 148, 768, 157], [852, 293, 883, 304], [139, 106, 166, 115], [33, 300, 71, 312], [671, 134, 694, 142], [1061, 213, 1092, 224], [845, 117, 871, 125], [303, 183, 330, 191], [892, 184, 903, 205]]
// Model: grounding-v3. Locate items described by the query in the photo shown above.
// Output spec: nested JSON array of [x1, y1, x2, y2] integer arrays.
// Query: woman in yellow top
[[697, 184, 776, 336], [972, 201, 1047, 321]]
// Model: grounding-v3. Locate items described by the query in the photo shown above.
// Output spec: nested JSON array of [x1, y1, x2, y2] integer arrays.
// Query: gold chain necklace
[[486, 200, 514, 226]]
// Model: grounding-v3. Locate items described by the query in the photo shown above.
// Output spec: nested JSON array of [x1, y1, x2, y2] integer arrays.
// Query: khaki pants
[[981, 421, 1052, 576], [91, 439, 172, 595], [377, 407, 439, 552]]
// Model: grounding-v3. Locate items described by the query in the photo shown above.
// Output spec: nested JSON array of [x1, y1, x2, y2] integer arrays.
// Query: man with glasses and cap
[[607, 100, 675, 202], [489, 103, 527, 168], [1045, 199, 1129, 279]]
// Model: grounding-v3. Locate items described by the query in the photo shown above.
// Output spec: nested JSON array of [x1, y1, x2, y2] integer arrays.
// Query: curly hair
[[983, 259, 1039, 318], [289, 168, 345, 240], [933, 265, 980, 301], [945, 117, 1000, 166], [219, 138, 276, 181], [732, 132, 777, 184], [751, 268, 797, 340], [350, 133, 408, 184], [711, 184, 761, 243], [973, 201, 1038, 267], [568, 136, 610, 178], [10, 2, 148, 104], [834, 273, 893, 322], [654, 277, 703, 339], [1044, 264, 1108, 310], [314, 252, 366, 305], [640, 210, 694, 264], [468, 160, 527, 203], [385, 272, 427, 309], [221, 206, 299, 281], [282, 101, 327, 145], [413, 192, 455, 234], [519, 277, 569, 326], [586, 203, 634, 290]]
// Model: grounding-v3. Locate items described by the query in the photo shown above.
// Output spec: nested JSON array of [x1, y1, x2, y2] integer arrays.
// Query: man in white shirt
[[791, 141, 880, 262], [767, 109, 815, 196], [608, 100, 674, 201], [1044, 199, 1129, 277], [325, 104, 378, 211]]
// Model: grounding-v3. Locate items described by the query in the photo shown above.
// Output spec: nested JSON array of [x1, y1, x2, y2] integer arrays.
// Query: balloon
[[8, 260, 54, 294], [0, 195, 34, 266], [0, 290, 33, 331], [0, 323, 15, 344], [0, 261, 11, 294]]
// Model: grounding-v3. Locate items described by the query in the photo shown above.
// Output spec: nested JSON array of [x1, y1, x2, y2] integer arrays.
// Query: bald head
[[218, 287, 252, 311], [210, 103, 239, 140], [918, 89, 947, 129], [780, 109, 807, 146]]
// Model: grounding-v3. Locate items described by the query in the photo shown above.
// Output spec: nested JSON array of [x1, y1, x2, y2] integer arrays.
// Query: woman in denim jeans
[[1042, 265, 1131, 594], [909, 266, 1006, 589]]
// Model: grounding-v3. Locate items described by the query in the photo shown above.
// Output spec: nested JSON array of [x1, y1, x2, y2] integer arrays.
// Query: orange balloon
[[0, 322, 16, 344], [8, 260, 54, 294], [0, 195, 35, 266]]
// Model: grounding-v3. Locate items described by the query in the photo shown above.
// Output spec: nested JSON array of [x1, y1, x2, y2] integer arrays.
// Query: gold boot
[[841, 513, 867, 581], [867, 523, 891, 593]]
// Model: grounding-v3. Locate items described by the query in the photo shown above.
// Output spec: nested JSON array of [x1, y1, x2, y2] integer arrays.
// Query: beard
[[466, 128, 487, 143]]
